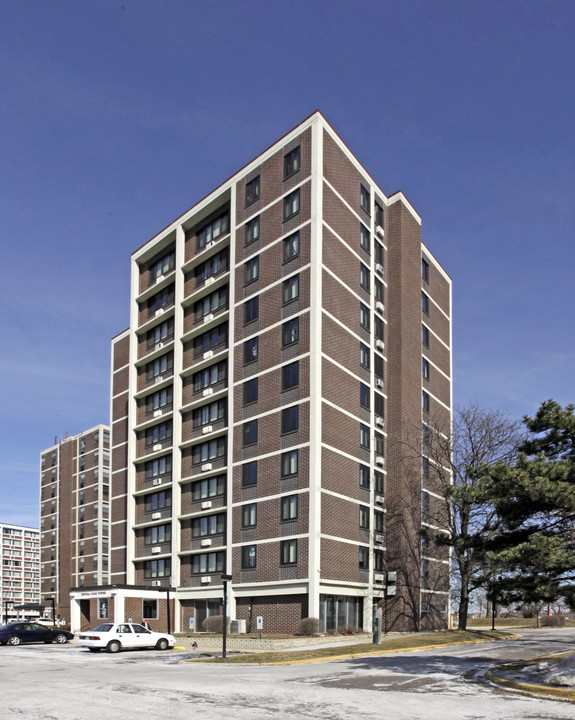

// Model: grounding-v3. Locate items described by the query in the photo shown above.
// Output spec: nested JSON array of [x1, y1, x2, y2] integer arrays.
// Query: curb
[[485, 653, 575, 703]]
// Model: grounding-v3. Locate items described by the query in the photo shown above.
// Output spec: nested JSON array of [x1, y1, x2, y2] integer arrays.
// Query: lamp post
[[220, 574, 232, 659]]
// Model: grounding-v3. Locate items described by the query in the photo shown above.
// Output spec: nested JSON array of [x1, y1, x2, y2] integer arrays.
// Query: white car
[[77, 622, 176, 653]]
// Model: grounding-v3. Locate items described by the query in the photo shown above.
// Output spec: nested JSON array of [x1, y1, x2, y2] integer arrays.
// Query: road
[[1, 628, 573, 719]]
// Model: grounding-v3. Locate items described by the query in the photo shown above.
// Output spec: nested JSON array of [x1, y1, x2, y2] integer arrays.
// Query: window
[[282, 275, 299, 304], [284, 146, 300, 178], [280, 539, 297, 565], [422, 258, 429, 283], [283, 189, 300, 220], [360, 224, 370, 252], [282, 361, 299, 391], [375, 432, 384, 457], [145, 455, 172, 480], [281, 495, 298, 521], [242, 461, 257, 487], [375, 278, 384, 304], [192, 513, 225, 537], [282, 317, 299, 346], [145, 421, 172, 447], [360, 424, 370, 449], [422, 456, 430, 479], [374, 317, 384, 343], [360, 343, 370, 369], [244, 257, 259, 285], [422, 390, 430, 413], [98, 598, 109, 620], [374, 549, 384, 572], [197, 211, 230, 250], [242, 503, 257, 527], [375, 241, 384, 267], [192, 474, 225, 500], [145, 490, 172, 513], [191, 437, 226, 465], [244, 296, 259, 324], [374, 392, 384, 420], [360, 184, 370, 214], [242, 420, 258, 447], [195, 248, 229, 286], [360, 263, 370, 291], [360, 303, 370, 330], [245, 216, 260, 245], [359, 546, 369, 570], [281, 405, 299, 434], [422, 291, 429, 315], [375, 201, 384, 228], [422, 324, 430, 347], [360, 383, 370, 409], [142, 599, 158, 620], [193, 323, 227, 357], [147, 318, 174, 349], [422, 490, 430, 515], [281, 449, 298, 477], [194, 286, 228, 321], [374, 470, 384, 495], [422, 423, 432, 448], [243, 378, 258, 405], [283, 231, 299, 262], [147, 285, 174, 317], [374, 511, 384, 533], [359, 506, 370, 529], [241, 545, 257, 569], [245, 176, 260, 205], [244, 336, 258, 364], [144, 558, 171, 578], [146, 387, 173, 414], [144, 524, 171, 545], [149, 249, 175, 283], [422, 358, 430, 381], [359, 464, 370, 489], [193, 361, 226, 393], [192, 399, 226, 428], [192, 552, 224, 574], [146, 352, 173, 381]]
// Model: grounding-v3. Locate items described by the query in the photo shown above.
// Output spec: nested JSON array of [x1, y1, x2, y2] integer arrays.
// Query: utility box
[[230, 619, 246, 634]]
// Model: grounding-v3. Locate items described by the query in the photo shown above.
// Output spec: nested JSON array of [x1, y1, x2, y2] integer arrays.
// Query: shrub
[[299, 617, 321, 636], [202, 615, 230, 633], [541, 614, 566, 627]]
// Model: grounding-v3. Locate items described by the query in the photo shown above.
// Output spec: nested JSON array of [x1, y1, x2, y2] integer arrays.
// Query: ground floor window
[[319, 594, 363, 633], [194, 599, 220, 632], [97, 598, 108, 620], [143, 598, 158, 620]]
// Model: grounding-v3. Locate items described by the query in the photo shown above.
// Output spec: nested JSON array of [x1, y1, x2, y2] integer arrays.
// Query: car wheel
[[7, 636, 21, 646], [107, 640, 121, 654], [155, 638, 169, 651], [55, 634, 68, 644], [88, 648, 101, 653]]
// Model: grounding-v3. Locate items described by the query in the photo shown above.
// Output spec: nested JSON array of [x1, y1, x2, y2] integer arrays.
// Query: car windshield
[[92, 624, 114, 632]]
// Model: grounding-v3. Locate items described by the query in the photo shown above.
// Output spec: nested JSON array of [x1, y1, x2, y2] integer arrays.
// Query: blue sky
[[1, 0, 574, 527]]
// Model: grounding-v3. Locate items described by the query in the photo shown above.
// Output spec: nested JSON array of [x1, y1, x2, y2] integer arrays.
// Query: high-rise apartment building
[[1, 523, 40, 622], [70, 111, 452, 634], [40, 425, 111, 621]]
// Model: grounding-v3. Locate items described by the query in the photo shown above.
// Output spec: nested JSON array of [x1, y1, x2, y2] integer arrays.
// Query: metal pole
[[222, 580, 227, 659], [166, 586, 171, 635]]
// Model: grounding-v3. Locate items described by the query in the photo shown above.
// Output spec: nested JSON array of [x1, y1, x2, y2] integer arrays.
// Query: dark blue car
[[0, 622, 74, 646]]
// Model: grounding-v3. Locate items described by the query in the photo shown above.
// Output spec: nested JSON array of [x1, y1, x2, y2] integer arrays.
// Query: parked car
[[0, 622, 74, 646], [77, 622, 175, 653]]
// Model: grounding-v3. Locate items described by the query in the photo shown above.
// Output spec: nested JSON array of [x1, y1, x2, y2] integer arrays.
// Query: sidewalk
[[486, 653, 575, 703]]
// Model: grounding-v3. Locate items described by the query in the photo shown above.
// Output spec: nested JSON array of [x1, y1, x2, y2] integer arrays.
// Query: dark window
[[374, 353, 384, 379], [375, 279, 384, 304], [375, 317, 384, 343], [146, 352, 173, 381], [374, 511, 384, 533], [194, 286, 228, 322], [375, 432, 384, 456], [282, 361, 299, 391], [422, 258, 430, 283], [245, 176, 260, 206], [375, 201, 384, 228], [422, 325, 430, 347], [244, 296, 259, 324], [144, 524, 171, 545], [243, 336, 258, 364], [374, 470, 384, 494], [193, 361, 226, 392], [360, 224, 370, 252], [360, 424, 370, 449], [192, 474, 225, 500], [192, 552, 225, 574], [360, 383, 370, 409], [191, 437, 226, 465], [192, 513, 225, 538], [374, 392, 384, 420], [243, 420, 258, 446], [144, 558, 171, 578], [281, 495, 298, 521], [422, 291, 429, 315], [281, 449, 298, 477], [147, 285, 175, 318], [195, 248, 229, 286], [284, 146, 300, 178], [280, 539, 297, 565], [360, 264, 370, 291], [243, 378, 258, 405], [241, 545, 256, 569], [359, 506, 369, 529], [281, 406, 299, 434], [146, 387, 173, 415], [374, 549, 384, 572], [375, 241, 384, 267], [144, 489, 172, 513], [242, 503, 257, 527], [192, 399, 226, 428], [282, 275, 299, 304], [197, 211, 229, 250], [360, 303, 370, 330], [422, 456, 430, 478], [242, 461, 257, 487], [360, 343, 370, 369], [422, 390, 430, 413], [283, 189, 300, 220], [282, 317, 299, 346], [193, 324, 227, 358], [359, 465, 370, 488], [147, 318, 174, 349], [145, 421, 172, 447], [149, 250, 175, 284], [359, 546, 369, 569], [245, 216, 260, 245], [283, 231, 299, 262], [145, 455, 172, 480], [422, 358, 430, 381], [360, 185, 370, 214], [244, 257, 259, 285]]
